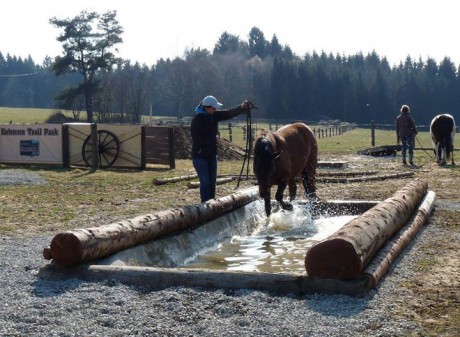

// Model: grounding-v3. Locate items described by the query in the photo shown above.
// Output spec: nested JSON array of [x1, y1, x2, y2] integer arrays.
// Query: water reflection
[[185, 203, 356, 273]]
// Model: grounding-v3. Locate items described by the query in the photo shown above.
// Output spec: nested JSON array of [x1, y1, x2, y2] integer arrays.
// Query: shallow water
[[185, 205, 356, 274]]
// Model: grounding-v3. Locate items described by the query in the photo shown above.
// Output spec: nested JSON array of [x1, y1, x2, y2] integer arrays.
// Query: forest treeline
[[1, 27, 459, 125]]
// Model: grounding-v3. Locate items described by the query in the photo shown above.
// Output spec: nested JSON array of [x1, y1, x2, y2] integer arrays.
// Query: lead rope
[[415, 134, 435, 159], [235, 107, 257, 189]]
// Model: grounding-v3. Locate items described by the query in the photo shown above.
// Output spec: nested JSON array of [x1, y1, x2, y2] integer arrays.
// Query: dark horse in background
[[430, 114, 456, 165], [253, 122, 318, 216]]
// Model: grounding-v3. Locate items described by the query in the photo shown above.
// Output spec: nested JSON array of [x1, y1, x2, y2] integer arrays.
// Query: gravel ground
[[0, 166, 452, 336], [0, 221, 441, 336]]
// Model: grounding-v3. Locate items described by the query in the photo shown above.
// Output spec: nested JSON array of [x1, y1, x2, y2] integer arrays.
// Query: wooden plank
[[38, 264, 373, 297], [144, 127, 170, 137], [146, 152, 171, 161]]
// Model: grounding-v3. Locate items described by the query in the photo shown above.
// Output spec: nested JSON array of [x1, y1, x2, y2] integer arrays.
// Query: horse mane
[[253, 135, 275, 176]]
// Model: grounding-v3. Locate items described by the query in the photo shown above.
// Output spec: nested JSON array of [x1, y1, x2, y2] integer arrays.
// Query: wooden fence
[[221, 123, 356, 142]]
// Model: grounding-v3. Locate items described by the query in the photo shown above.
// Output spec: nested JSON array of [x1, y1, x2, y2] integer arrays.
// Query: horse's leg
[[302, 162, 317, 200], [275, 182, 293, 211], [259, 187, 272, 216], [288, 179, 297, 201], [264, 195, 272, 216]]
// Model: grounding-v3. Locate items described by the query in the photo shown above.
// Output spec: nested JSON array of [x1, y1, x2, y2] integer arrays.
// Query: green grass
[[0, 107, 56, 123], [317, 127, 437, 154]]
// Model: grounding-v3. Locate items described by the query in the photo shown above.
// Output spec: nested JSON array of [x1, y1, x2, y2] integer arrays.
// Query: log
[[317, 161, 348, 168], [317, 172, 414, 184], [363, 190, 436, 287], [187, 177, 234, 189], [317, 170, 378, 177], [152, 174, 197, 185], [46, 186, 259, 267], [305, 179, 428, 279]]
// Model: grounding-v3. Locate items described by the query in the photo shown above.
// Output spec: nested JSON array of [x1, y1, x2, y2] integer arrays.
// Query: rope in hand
[[235, 106, 257, 189], [415, 134, 435, 158]]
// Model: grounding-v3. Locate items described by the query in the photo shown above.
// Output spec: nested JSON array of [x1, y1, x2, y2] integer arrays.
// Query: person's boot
[[402, 155, 407, 165]]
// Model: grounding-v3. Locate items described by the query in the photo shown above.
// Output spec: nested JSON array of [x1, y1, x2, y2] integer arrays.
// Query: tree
[[248, 27, 267, 59], [50, 10, 124, 122], [214, 32, 241, 55]]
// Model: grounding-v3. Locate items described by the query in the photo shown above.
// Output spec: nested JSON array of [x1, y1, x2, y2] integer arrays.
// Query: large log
[[187, 177, 234, 189], [305, 179, 428, 279], [363, 190, 436, 287], [45, 186, 259, 267]]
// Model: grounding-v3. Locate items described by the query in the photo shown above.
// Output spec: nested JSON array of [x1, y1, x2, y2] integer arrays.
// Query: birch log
[[46, 186, 258, 267], [152, 174, 198, 185], [305, 179, 428, 280], [187, 177, 234, 189]]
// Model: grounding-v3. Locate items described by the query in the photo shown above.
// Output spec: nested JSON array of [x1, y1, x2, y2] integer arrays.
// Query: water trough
[[39, 180, 435, 297]]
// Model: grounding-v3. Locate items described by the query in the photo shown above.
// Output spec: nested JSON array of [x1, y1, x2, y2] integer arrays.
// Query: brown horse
[[253, 122, 318, 216]]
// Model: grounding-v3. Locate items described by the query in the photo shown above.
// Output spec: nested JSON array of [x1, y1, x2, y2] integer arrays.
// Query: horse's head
[[253, 135, 280, 216]]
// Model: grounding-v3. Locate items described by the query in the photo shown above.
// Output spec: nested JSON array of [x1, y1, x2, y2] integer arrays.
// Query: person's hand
[[413, 130, 418, 135], [240, 100, 255, 111]]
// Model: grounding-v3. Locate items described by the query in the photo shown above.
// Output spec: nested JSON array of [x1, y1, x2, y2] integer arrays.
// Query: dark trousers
[[192, 156, 217, 202], [401, 135, 414, 162]]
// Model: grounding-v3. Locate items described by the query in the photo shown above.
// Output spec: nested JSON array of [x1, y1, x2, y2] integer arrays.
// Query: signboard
[[0, 124, 63, 164]]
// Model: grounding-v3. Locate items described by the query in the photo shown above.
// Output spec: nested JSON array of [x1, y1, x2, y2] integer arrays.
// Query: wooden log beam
[[38, 263, 373, 297], [317, 171, 414, 184], [45, 186, 259, 267], [187, 177, 234, 189], [152, 174, 197, 185], [305, 179, 428, 280], [317, 170, 378, 177], [363, 190, 436, 287]]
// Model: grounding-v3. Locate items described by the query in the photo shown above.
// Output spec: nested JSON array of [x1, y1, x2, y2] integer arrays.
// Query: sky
[[2, 0, 460, 68]]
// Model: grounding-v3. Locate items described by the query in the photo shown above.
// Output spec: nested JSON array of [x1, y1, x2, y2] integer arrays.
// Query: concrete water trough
[[39, 180, 435, 297]]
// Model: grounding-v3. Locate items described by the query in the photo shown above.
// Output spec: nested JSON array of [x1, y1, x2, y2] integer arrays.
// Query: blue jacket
[[191, 105, 244, 158]]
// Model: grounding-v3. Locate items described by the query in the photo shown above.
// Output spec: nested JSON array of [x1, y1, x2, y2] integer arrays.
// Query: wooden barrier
[[144, 126, 175, 169], [305, 179, 428, 279], [363, 190, 436, 287], [44, 187, 259, 267]]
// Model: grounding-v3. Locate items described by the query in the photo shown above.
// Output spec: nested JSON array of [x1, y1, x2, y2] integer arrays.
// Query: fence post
[[371, 120, 375, 146], [62, 125, 70, 168], [168, 127, 175, 169], [90, 123, 99, 172], [228, 123, 232, 142]]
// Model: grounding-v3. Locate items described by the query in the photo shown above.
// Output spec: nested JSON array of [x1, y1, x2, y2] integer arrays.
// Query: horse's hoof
[[281, 203, 293, 211]]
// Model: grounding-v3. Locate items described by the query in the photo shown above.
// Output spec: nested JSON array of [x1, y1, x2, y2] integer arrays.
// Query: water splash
[[186, 202, 357, 273]]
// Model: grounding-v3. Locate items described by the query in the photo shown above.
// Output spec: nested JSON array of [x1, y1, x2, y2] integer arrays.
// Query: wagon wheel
[[82, 130, 120, 168]]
